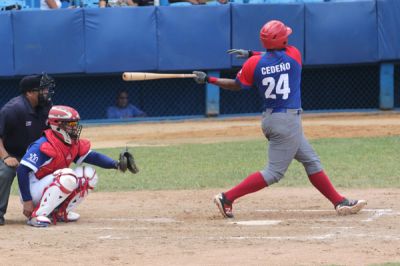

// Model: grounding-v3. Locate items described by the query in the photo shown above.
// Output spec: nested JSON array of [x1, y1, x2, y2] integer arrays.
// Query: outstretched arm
[[227, 49, 265, 58], [83, 151, 118, 169], [192, 71, 241, 91], [83, 150, 139, 174]]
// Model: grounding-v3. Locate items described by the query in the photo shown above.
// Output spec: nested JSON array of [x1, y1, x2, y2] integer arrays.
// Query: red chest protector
[[35, 129, 91, 179]]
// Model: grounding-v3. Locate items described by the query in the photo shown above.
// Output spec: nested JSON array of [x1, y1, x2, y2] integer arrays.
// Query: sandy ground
[[82, 112, 400, 148], [1, 112, 400, 266]]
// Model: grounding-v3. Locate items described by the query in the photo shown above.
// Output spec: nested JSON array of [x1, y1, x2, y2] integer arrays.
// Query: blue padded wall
[[305, 1, 378, 65], [377, 0, 400, 60], [2, 1, 400, 77], [13, 9, 85, 75], [0, 12, 14, 77], [231, 3, 304, 67], [85, 7, 158, 73], [157, 5, 231, 71]]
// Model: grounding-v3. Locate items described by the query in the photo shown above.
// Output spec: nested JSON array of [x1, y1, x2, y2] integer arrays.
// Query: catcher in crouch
[[16, 105, 138, 227]]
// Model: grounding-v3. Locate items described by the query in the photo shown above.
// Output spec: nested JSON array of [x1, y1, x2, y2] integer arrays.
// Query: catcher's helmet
[[48, 105, 82, 145], [260, 20, 292, 50], [19, 72, 55, 106]]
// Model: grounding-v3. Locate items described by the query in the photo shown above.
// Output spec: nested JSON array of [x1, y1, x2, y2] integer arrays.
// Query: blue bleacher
[[264, 0, 296, 3], [82, 0, 99, 7], [6, 0, 372, 8], [169, 1, 192, 5], [245, 0, 265, 4], [300, 0, 325, 2]]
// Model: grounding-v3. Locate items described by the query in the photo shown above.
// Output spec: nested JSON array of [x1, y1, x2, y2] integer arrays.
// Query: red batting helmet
[[260, 20, 292, 50], [48, 105, 82, 145]]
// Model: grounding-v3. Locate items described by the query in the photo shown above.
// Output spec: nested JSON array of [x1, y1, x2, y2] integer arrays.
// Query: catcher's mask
[[260, 20, 292, 50], [48, 105, 82, 145], [19, 72, 55, 106]]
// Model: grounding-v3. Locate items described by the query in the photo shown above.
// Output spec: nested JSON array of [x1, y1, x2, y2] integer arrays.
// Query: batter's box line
[[96, 217, 181, 223], [255, 208, 394, 212], [211, 233, 400, 241], [254, 208, 399, 222]]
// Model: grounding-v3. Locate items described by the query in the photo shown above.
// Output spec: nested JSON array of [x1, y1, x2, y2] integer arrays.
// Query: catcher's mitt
[[118, 150, 139, 174]]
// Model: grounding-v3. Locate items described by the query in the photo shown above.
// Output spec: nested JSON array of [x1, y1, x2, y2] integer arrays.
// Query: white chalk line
[[310, 226, 354, 229], [90, 227, 149, 231], [98, 235, 129, 240], [83, 209, 399, 241], [94, 233, 400, 241], [362, 209, 400, 222], [216, 234, 400, 241], [230, 220, 281, 226], [255, 208, 393, 213], [97, 217, 181, 223], [255, 208, 399, 223]]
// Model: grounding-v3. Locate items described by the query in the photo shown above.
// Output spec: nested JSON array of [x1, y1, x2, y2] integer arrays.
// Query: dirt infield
[[83, 112, 400, 148], [1, 112, 400, 265]]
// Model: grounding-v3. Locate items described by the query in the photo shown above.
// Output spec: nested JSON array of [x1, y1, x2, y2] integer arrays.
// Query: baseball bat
[[123, 72, 197, 81]]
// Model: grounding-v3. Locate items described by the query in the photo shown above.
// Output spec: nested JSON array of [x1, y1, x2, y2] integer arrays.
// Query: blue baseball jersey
[[19, 136, 84, 173], [17, 135, 118, 201], [236, 45, 302, 110]]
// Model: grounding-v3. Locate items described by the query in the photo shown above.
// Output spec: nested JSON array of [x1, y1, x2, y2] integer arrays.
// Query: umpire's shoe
[[0, 216, 5, 225], [214, 193, 234, 218], [335, 198, 367, 216]]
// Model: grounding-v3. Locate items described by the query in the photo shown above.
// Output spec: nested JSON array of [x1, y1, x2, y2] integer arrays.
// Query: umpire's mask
[[38, 73, 55, 106]]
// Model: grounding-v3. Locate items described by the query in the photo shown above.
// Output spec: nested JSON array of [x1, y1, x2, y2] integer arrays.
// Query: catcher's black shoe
[[214, 193, 234, 218], [335, 198, 367, 216]]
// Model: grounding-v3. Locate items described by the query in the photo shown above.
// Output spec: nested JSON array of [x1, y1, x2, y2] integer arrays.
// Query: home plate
[[230, 220, 281, 226]]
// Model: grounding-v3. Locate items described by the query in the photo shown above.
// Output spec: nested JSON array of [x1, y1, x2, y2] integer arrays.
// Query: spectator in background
[[99, 0, 136, 7], [0, 73, 54, 225], [132, 0, 153, 6], [206, 0, 228, 5], [106, 90, 146, 119], [41, 0, 61, 9], [0, 4, 22, 10], [169, 0, 206, 5]]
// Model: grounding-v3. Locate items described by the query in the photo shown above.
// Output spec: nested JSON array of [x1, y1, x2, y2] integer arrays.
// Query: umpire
[[0, 73, 55, 225]]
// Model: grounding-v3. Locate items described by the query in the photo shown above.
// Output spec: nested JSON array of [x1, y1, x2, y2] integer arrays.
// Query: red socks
[[308, 170, 344, 206], [224, 170, 343, 206], [224, 172, 267, 203]]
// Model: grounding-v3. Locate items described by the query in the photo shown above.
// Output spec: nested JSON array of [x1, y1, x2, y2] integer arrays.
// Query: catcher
[[16, 105, 138, 227]]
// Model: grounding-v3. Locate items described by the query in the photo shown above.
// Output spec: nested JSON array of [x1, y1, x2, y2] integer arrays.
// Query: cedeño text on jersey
[[261, 62, 291, 75]]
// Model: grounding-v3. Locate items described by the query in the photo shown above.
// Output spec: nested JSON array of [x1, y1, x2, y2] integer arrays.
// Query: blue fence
[[0, 65, 383, 120], [395, 64, 400, 107]]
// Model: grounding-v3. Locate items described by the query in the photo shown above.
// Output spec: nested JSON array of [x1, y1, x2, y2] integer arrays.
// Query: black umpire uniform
[[0, 74, 54, 225]]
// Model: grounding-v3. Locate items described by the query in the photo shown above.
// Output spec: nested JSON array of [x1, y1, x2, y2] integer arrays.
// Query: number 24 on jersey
[[263, 73, 290, 100]]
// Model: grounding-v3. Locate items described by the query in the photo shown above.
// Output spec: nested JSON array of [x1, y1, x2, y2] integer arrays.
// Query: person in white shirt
[[41, 0, 61, 9], [99, 0, 136, 7]]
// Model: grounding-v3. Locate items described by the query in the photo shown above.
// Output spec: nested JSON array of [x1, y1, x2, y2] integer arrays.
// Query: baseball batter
[[192, 20, 367, 218]]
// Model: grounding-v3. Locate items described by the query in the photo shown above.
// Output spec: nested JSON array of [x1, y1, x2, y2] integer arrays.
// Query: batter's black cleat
[[335, 198, 367, 216], [214, 193, 234, 218]]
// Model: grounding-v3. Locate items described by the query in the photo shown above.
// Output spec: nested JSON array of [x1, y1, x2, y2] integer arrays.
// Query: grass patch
[[369, 263, 400, 266], [11, 136, 400, 193]]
